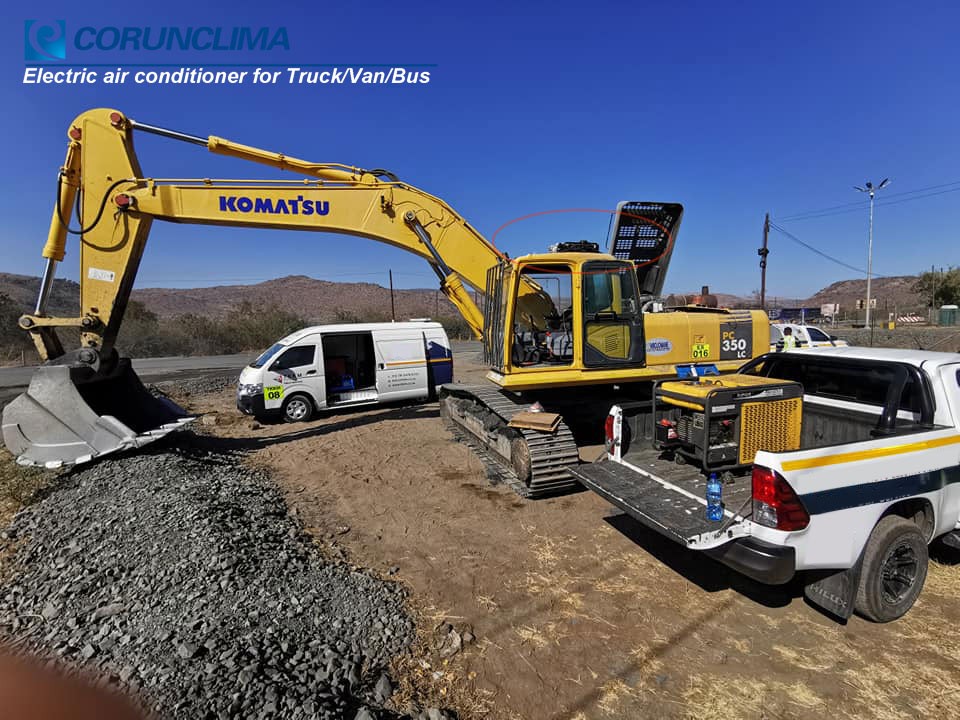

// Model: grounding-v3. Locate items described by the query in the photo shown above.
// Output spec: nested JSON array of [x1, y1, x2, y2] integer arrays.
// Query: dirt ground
[[171, 350, 960, 720]]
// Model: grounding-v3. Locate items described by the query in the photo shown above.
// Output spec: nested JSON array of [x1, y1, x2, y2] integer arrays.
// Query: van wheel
[[281, 394, 314, 423], [855, 515, 928, 622]]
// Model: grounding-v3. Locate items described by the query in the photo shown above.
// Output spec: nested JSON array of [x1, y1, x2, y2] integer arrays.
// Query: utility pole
[[389, 269, 396, 321], [854, 178, 890, 344], [928, 264, 936, 324], [758, 213, 770, 309]]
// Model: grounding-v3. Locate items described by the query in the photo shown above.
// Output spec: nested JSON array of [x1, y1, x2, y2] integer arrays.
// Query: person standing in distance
[[782, 326, 798, 350]]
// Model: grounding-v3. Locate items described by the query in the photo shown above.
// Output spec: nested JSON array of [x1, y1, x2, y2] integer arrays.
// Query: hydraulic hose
[[54, 172, 131, 236]]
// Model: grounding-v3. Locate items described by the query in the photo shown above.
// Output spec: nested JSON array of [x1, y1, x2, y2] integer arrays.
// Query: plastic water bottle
[[706, 473, 723, 522]]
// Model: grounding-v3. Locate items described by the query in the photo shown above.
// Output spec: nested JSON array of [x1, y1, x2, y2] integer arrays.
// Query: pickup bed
[[570, 347, 960, 622]]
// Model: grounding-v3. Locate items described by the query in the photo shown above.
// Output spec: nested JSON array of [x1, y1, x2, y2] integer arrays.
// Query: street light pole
[[866, 190, 875, 329], [854, 178, 890, 340]]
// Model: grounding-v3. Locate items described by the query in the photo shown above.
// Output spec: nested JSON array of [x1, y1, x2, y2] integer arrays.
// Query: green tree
[[913, 267, 960, 307]]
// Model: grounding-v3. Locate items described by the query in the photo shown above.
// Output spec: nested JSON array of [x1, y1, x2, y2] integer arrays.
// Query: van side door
[[376, 334, 429, 402], [423, 328, 454, 390]]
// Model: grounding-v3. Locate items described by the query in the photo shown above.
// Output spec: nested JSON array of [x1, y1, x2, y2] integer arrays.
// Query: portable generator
[[654, 375, 803, 472]]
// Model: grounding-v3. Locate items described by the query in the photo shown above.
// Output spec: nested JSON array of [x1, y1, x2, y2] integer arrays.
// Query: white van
[[236, 321, 453, 422]]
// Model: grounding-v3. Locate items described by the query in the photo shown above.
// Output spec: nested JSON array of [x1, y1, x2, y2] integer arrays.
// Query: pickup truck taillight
[[751, 465, 809, 531], [604, 415, 615, 455]]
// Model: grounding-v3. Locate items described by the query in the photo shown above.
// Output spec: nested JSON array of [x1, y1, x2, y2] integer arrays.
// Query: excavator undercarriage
[[440, 385, 581, 497]]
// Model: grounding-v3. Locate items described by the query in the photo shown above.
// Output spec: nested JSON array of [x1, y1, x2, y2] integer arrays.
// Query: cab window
[[269, 345, 316, 371], [807, 327, 831, 342], [770, 326, 783, 343], [515, 265, 574, 367]]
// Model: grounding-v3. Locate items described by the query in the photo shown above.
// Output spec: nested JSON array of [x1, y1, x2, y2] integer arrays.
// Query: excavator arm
[[25, 108, 555, 364], [5, 108, 555, 467]]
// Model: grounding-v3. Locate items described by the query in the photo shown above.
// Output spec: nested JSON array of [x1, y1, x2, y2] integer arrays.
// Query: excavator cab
[[483, 254, 647, 376], [482, 202, 685, 385]]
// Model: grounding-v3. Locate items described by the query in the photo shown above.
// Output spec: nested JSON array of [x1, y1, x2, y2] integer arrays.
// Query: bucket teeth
[[1, 359, 195, 468]]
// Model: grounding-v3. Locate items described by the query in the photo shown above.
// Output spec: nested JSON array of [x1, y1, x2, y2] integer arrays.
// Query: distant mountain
[[666, 290, 753, 308], [0, 271, 928, 323], [131, 275, 458, 322], [0, 272, 79, 317], [802, 276, 924, 312], [0, 273, 458, 323], [665, 276, 927, 313]]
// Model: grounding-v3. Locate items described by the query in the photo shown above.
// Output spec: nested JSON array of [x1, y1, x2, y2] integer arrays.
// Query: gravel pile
[[150, 374, 238, 398], [0, 442, 451, 720]]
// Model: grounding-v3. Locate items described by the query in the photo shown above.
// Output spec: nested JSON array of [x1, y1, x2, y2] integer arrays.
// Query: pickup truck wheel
[[281, 394, 314, 423], [855, 515, 928, 622]]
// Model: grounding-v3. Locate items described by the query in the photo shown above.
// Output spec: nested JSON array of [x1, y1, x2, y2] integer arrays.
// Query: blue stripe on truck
[[800, 465, 960, 515]]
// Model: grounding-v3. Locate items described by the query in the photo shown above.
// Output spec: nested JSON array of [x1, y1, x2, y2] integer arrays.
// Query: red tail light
[[751, 465, 809, 531], [604, 415, 615, 455]]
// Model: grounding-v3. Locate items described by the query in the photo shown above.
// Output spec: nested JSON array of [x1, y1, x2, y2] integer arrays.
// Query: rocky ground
[[4, 337, 960, 719], [0, 431, 453, 720], [151, 375, 239, 398]]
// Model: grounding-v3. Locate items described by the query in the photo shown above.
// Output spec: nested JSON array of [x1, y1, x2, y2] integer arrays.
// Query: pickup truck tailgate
[[568, 455, 751, 548]]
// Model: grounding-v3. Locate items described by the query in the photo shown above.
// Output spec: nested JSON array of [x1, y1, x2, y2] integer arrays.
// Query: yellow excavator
[[2, 108, 769, 496]]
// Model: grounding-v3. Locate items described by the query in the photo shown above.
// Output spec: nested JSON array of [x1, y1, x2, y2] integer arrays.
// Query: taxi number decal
[[691, 343, 711, 359], [264, 385, 284, 401]]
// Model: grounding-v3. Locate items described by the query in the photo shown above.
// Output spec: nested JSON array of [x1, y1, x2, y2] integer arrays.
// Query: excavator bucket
[[1, 359, 194, 469]]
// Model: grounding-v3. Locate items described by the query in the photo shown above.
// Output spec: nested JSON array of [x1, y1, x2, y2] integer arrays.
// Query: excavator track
[[440, 384, 581, 498]]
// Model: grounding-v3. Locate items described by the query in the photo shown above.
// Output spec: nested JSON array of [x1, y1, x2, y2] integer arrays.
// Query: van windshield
[[250, 342, 285, 369]]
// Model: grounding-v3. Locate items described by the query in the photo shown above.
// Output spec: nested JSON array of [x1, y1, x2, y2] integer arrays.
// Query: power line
[[778, 179, 960, 220], [768, 221, 886, 277], [776, 179, 960, 222], [777, 199, 868, 222]]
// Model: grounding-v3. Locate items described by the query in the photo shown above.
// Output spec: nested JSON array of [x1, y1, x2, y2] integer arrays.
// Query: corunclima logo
[[24, 21, 290, 62], [25, 20, 66, 62]]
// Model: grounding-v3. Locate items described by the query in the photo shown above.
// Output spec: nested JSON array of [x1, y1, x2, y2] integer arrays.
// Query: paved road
[[0, 341, 483, 390], [0, 354, 253, 388]]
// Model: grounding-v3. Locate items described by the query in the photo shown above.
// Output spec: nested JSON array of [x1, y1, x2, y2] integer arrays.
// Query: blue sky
[[2, 1, 959, 300]]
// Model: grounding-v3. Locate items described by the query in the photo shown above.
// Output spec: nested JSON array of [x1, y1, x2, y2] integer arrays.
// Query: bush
[[438, 315, 474, 340], [914, 267, 960, 307], [4, 300, 474, 361], [112, 302, 310, 358], [0, 292, 32, 361]]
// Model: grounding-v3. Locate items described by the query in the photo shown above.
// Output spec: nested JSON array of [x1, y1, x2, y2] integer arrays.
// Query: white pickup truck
[[569, 347, 960, 622]]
